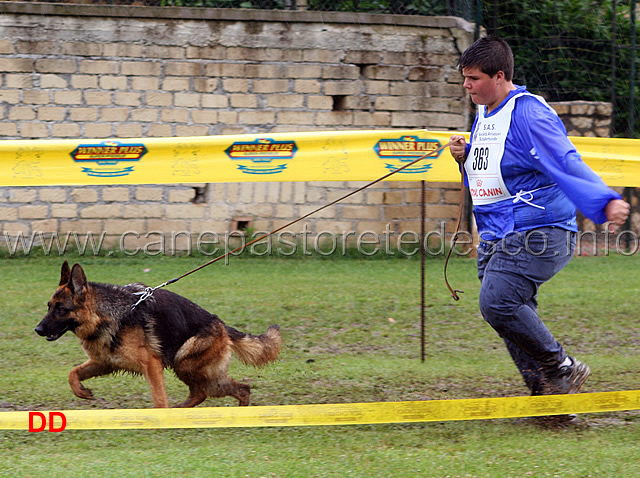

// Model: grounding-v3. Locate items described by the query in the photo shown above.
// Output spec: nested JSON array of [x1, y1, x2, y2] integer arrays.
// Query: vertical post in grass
[[421, 180, 426, 362]]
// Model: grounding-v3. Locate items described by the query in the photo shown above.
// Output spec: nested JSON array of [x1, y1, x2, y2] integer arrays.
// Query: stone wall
[[0, 4, 625, 256], [0, 3, 475, 254], [551, 100, 613, 137]]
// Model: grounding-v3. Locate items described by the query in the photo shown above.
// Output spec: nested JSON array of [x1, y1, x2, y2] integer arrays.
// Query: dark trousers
[[477, 227, 577, 395]]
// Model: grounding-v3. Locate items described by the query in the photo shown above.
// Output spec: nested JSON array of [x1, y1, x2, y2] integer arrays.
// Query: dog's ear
[[69, 263, 88, 295], [60, 260, 71, 286]]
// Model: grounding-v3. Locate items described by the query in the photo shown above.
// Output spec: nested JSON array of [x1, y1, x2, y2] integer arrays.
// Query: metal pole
[[420, 180, 426, 363], [474, 0, 482, 40], [610, 0, 617, 137], [626, 0, 637, 250], [631, 0, 637, 138]]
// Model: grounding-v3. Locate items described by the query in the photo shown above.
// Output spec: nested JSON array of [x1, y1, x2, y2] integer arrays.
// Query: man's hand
[[449, 135, 467, 163], [605, 198, 631, 231]]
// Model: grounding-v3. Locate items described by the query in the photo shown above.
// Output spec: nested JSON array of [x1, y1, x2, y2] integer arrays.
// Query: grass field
[[1, 253, 639, 477]]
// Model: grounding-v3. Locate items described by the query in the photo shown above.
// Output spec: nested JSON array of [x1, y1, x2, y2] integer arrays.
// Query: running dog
[[35, 261, 281, 408]]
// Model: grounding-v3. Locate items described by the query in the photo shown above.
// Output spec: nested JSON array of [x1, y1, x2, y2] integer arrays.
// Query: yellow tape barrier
[[2, 391, 639, 430], [2, 130, 639, 187]]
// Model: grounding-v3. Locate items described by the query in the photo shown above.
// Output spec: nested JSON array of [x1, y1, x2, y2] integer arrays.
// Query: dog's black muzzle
[[35, 318, 73, 341]]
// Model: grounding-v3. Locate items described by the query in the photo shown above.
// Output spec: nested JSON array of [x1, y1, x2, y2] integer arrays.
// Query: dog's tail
[[226, 324, 282, 367]]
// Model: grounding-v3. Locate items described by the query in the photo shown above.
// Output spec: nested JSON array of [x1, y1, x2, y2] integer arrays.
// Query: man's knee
[[479, 285, 510, 324], [479, 278, 529, 327]]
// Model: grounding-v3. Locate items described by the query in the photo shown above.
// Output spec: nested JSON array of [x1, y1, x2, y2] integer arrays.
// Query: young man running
[[449, 36, 630, 408]]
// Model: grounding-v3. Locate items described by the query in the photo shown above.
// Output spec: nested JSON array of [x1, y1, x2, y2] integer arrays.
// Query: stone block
[[40, 74, 69, 89], [294, 80, 321, 94], [146, 92, 173, 107], [221, 79, 248, 93], [79, 60, 119, 75], [131, 108, 159, 122], [267, 95, 304, 108], [69, 108, 99, 122], [53, 91, 82, 105], [71, 75, 99, 89], [70, 188, 98, 203], [230, 94, 258, 108], [0, 58, 34, 73], [51, 123, 81, 137], [23, 91, 50, 105], [102, 187, 131, 202], [0, 207, 18, 221], [253, 79, 289, 93], [51, 204, 77, 218], [202, 94, 229, 108], [9, 188, 37, 203], [19, 123, 48, 138], [84, 91, 113, 106], [19, 205, 49, 219], [162, 77, 190, 91], [131, 77, 159, 91], [0, 90, 20, 104], [342, 205, 380, 219], [80, 204, 122, 219], [39, 188, 67, 203], [84, 123, 113, 138], [136, 187, 164, 201], [238, 111, 275, 125], [101, 108, 129, 122], [122, 204, 164, 218], [9, 106, 36, 121], [35, 59, 76, 74], [161, 109, 190, 123]]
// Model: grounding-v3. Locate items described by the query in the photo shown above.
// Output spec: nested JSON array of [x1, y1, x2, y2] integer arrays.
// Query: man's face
[[461, 66, 502, 108]]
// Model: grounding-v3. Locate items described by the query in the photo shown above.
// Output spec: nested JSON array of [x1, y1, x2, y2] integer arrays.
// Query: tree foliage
[[483, 0, 638, 137]]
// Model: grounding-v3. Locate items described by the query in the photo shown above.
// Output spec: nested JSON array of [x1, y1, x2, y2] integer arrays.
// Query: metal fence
[[4, 0, 639, 138]]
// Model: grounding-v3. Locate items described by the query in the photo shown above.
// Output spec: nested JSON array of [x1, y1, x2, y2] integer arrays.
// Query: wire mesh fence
[[2, 0, 638, 137], [482, 0, 638, 139]]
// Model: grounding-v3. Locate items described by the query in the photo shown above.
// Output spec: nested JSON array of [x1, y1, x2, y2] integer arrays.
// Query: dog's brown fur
[[35, 261, 281, 408]]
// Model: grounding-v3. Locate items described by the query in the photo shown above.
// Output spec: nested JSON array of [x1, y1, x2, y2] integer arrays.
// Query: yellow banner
[[1, 390, 639, 430], [1, 130, 639, 187]]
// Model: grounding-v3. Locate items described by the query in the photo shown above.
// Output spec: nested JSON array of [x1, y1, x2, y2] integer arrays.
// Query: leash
[[132, 139, 457, 309], [443, 166, 465, 301]]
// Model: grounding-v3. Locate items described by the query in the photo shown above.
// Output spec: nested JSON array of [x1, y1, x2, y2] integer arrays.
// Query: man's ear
[[60, 261, 71, 286]]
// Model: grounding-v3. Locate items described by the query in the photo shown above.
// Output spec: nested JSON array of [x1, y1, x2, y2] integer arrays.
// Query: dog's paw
[[73, 385, 95, 400]]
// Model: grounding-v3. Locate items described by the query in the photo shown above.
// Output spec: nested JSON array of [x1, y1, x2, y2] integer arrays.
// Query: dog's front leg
[[69, 360, 113, 400], [141, 354, 169, 408]]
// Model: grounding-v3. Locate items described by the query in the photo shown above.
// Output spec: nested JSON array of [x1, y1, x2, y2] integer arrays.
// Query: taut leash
[[133, 139, 456, 309]]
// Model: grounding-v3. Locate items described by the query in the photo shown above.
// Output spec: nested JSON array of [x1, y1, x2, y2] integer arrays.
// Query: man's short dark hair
[[456, 35, 514, 81]]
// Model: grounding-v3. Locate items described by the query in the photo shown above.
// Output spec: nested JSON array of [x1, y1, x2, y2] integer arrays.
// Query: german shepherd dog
[[35, 261, 281, 408]]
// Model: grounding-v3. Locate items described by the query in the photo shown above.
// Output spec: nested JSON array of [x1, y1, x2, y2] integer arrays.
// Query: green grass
[[1, 253, 639, 477]]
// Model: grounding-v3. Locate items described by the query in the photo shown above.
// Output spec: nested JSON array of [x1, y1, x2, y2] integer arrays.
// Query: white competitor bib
[[465, 92, 527, 206]]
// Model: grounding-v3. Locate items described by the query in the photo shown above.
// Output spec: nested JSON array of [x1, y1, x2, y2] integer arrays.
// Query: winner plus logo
[[373, 136, 441, 173], [224, 138, 297, 175], [70, 141, 147, 178]]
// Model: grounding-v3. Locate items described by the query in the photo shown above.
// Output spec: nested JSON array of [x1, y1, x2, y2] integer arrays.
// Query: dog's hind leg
[[174, 331, 252, 407], [173, 374, 249, 407], [201, 377, 251, 406], [229, 381, 251, 406], [174, 387, 207, 408], [69, 360, 114, 400]]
